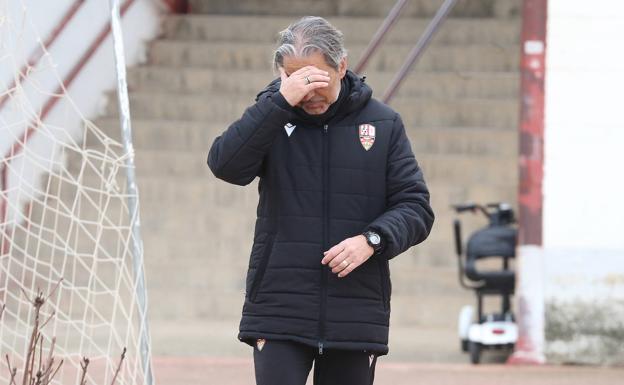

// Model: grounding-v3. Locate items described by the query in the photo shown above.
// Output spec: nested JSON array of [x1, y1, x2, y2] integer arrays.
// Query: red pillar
[[518, 0, 547, 246], [508, 0, 548, 365], [163, 0, 189, 13]]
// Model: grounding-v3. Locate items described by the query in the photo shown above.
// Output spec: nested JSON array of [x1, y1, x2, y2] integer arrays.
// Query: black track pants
[[253, 339, 378, 385]]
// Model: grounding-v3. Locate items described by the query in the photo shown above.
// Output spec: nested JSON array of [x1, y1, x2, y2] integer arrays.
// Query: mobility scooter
[[453, 202, 518, 364]]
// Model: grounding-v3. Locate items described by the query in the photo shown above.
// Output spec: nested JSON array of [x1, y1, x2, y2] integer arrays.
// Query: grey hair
[[273, 16, 347, 72]]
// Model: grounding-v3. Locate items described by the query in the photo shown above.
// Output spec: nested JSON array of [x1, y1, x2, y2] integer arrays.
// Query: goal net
[[0, 1, 153, 384]]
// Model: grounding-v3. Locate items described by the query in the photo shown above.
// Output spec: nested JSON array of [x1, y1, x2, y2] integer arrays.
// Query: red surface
[[508, 0, 548, 367], [517, 0, 547, 246], [162, 0, 189, 13], [151, 356, 624, 385], [3, 355, 622, 385]]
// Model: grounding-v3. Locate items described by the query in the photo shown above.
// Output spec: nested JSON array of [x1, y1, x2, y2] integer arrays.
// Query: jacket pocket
[[377, 258, 391, 312], [249, 234, 276, 303]]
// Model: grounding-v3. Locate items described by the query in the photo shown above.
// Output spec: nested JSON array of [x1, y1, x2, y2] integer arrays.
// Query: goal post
[[0, 1, 154, 384], [109, 0, 153, 383]]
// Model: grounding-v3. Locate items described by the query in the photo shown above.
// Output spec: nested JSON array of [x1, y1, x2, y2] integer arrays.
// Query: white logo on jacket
[[284, 123, 296, 137]]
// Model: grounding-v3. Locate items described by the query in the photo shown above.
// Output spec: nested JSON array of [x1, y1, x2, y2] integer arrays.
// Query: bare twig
[[9, 367, 18, 385], [4, 280, 68, 385], [109, 348, 127, 385], [34, 368, 44, 385], [44, 279, 63, 304], [6, 354, 18, 385], [21, 291, 43, 385], [19, 287, 32, 303], [20, 283, 62, 385], [79, 357, 90, 385], [38, 359, 54, 385], [40, 337, 57, 385], [0, 302, 5, 319], [39, 310, 56, 330], [27, 330, 38, 385], [47, 359, 63, 384], [38, 334, 43, 378]]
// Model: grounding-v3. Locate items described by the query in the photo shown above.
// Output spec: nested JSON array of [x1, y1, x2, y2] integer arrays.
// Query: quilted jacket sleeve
[[365, 114, 435, 260], [207, 93, 292, 185]]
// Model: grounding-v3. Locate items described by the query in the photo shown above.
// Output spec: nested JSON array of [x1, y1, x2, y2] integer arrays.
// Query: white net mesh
[[0, 1, 152, 384]]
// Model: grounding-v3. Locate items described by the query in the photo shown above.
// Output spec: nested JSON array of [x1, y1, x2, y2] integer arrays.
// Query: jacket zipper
[[319, 123, 329, 355]]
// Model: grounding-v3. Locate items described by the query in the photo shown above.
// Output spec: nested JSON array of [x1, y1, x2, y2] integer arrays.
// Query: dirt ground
[[152, 356, 624, 385]]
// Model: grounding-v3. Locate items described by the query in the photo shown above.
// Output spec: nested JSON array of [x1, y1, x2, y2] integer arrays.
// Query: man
[[208, 16, 434, 385]]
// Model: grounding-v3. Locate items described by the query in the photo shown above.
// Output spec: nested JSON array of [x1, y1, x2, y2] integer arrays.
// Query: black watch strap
[[363, 230, 383, 253]]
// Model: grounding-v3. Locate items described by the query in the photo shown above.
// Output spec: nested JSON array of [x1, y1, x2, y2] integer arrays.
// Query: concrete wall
[[0, 0, 163, 223], [541, 0, 624, 365], [542, 249, 624, 365]]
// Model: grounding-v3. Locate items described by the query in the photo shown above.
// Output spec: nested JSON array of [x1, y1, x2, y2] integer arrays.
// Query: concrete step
[[115, 217, 499, 269], [147, 41, 519, 72], [104, 92, 518, 128], [4, 230, 142, 323], [39, 203, 508, 270], [44, 172, 515, 231], [55, 152, 517, 211], [84, 149, 517, 184], [145, 284, 479, 329], [143, 258, 468, 299], [29, 176, 513, 266], [41, 165, 515, 221], [12, 214, 257, 273], [163, 15, 520, 45], [22, 201, 256, 262], [145, 247, 475, 293], [9, 216, 505, 321], [419, 153, 518, 184], [70, 167, 515, 208], [187, 0, 521, 19], [411, 127, 517, 157], [94, 118, 518, 157], [127, 67, 519, 100], [426, 182, 517, 210]]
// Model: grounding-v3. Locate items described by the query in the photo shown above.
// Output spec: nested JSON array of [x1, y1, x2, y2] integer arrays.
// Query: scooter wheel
[[469, 341, 481, 364]]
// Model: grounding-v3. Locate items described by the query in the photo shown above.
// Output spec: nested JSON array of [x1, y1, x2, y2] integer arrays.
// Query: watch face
[[369, 233, 381, 245]]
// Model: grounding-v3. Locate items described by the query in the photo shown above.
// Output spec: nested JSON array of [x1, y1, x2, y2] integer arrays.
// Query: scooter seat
[[466, 226, 516, 260], [465, 226, 517, 292], [465, 265, 515, 292]]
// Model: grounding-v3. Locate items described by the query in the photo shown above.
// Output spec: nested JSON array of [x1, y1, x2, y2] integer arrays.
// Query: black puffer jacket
[[208, 70, 434, 355]]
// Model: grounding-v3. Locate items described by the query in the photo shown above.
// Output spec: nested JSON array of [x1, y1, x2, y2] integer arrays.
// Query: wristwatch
[[362, 230, 383, 254]]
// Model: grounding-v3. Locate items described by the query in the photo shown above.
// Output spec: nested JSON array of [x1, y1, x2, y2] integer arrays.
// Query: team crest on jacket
[[359, 124, 376, 151]]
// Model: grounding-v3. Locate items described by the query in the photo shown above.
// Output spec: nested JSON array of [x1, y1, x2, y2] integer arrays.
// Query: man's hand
[[278, 66, 330, 107], [321, 235, 375, 278]]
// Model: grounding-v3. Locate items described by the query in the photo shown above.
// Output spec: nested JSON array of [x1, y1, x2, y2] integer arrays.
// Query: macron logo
[[284, 123, 296, 137]]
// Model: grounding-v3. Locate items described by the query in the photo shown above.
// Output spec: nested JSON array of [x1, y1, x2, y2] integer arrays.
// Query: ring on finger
[[305, 76, 311, 85], [341, 260, 349, 268]]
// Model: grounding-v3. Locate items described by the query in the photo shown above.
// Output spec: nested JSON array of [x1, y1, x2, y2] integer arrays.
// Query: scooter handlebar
[[452, 203, 478, 213]]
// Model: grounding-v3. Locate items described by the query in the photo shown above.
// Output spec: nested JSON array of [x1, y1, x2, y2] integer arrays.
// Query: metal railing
[[353, 0, 410, 75], [354, 0, 459, 104]]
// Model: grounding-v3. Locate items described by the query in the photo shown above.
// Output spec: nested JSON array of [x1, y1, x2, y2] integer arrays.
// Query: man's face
[[282, 51, 347, 115]]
